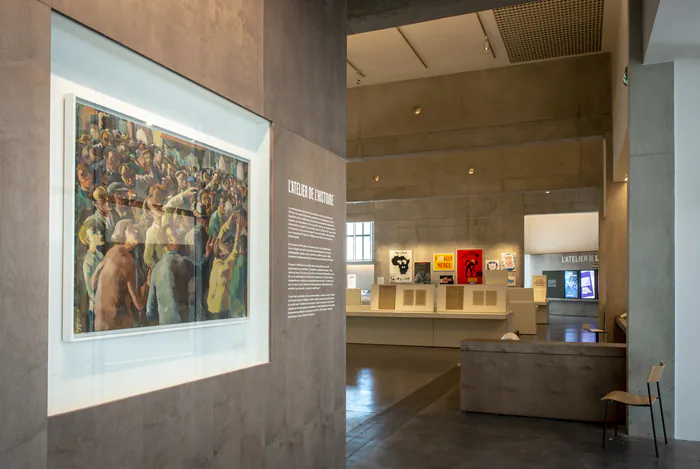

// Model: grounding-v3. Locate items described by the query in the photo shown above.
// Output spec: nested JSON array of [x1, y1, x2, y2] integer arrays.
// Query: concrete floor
[[346, 316, 700, 468]]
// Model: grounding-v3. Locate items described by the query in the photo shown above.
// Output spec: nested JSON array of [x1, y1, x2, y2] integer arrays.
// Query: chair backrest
[[646, 361, 665, 383]]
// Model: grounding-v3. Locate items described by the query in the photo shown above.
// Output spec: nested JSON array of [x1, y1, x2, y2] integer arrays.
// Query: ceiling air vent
[[494, 0, 605, 63]]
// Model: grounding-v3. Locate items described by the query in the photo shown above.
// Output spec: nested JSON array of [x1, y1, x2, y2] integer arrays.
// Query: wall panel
[[51, 0, 265, 114], [264, 0, 347, 157], [0, 0, 50, 467]]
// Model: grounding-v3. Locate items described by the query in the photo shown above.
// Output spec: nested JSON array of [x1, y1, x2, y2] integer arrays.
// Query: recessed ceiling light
[[468, 168, 475, 175], [412, 106, 422, 115], [373, 175, 380, 182], [624, 176, 628, 182], [545, 191, 550, 194]]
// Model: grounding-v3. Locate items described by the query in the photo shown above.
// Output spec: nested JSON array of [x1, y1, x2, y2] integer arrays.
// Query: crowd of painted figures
[[74, 104, 248, 334]]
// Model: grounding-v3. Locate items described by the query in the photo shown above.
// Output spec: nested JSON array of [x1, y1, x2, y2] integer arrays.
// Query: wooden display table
[[346, 309, 514, 348]]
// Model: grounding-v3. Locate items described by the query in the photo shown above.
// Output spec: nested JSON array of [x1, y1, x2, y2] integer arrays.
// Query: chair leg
[[614, 402, 618, 436], [649, 403, 659, 457], [602, 400, 608, 449], [657, 383, 668, 444]]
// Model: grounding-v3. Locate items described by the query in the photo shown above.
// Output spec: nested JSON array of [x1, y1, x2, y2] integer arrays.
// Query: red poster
[[457, 249, 483, 284]]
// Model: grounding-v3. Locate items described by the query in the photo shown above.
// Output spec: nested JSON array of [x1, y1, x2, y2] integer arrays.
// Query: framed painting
[[64, 95, 250, 340]]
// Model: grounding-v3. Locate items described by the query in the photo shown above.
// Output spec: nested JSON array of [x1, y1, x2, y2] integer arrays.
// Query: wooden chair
[[583, 323, 606, 343], [601, 361, 668, 457]]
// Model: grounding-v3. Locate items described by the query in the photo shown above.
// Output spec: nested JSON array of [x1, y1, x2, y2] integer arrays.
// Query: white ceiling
[[347, 0, 623, 88]]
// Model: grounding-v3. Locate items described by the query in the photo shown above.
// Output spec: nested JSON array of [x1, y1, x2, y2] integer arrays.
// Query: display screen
[[564, 271, 579, 299], [543, 270, 564, 299], [580, 270, 597, 299]]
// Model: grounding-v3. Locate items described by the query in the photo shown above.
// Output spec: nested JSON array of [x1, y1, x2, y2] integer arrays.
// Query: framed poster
[[439, 275, 455, 284], [414, 262, 431, 284], [508, 273, 517, 287], [502, 252, 517, 271], [389, 250, 413, 283], [485, 260, 500, 271], [433, 253, 455, 271], [457, 249, 483, 284], [65, 96, 250, 340]]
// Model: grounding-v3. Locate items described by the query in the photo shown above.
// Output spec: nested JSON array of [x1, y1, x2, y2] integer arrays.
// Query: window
[[347, 221, 373, 262]]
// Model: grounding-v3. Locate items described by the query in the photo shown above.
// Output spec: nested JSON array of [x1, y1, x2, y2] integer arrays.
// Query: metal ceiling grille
[[494, 0, 605, 63]]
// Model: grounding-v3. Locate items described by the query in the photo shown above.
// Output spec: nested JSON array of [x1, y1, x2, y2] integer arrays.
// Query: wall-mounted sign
[[433, 253, 455, 271], [561, 253, 599, 264]]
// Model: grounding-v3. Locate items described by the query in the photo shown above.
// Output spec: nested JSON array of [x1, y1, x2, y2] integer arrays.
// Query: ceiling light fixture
[[624, 176, 628, 182], [468, 168, 475, 175], [485, 38, 491, 55], [373, 175, 380, 182], [413, 106, 422, 115], [545, 191, 550, 194]]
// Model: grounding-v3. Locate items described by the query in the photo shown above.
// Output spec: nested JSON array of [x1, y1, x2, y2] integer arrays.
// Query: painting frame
[[62, 94, 252, 342]]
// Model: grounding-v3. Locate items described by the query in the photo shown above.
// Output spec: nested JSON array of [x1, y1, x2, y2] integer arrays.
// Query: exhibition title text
[[288, 179, 335, 206]]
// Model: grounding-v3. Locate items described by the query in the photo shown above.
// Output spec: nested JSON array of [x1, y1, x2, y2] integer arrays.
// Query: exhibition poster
[[433, 253, 455, 271], [457, 249, 483, 284], [414, 262, 431, 284], [440, 275, 455, 284], [69, 99, 249, 338], [389, 250, 413, 283], [501, 252, 517, 271], [507, 273, 517, 287], [485, 260, 499, 271]]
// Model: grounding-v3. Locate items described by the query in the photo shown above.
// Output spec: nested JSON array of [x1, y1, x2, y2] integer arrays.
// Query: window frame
[[346, 221, 374, 264]]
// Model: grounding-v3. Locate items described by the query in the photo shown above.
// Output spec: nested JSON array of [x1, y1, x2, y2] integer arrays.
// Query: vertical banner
[[457, 249, 483, 284], [389, 250, 413, 283]]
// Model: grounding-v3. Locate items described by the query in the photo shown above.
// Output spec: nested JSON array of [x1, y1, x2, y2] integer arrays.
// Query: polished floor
[[346, 316, 700, 468]]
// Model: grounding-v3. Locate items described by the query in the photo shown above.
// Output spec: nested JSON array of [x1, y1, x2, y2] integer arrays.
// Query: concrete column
[[626, 0, 675, 438], [599, 136, 628, 340]]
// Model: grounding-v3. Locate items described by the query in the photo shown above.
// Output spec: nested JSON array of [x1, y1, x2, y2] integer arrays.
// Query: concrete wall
[[347, 53, 611, 160], [627, 0, 675, 438], [348, 189, 599, 289], [611, 0, 630, 180], [0, 0, 348, 468], [673, 58, 700, 442], [348, 138, 604, 202]]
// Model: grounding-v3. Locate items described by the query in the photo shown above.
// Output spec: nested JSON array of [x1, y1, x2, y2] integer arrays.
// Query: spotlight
[[373, 175, 380, 182], [468, 168, 475, 175], [484, 38, 491, 55], [624, 176, 628, 182], [545, 191, 550, 194], [412, 106, 422, 115]]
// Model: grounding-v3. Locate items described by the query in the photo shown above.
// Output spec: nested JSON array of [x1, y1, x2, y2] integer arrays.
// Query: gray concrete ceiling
[[347, 0, 528, 34]]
